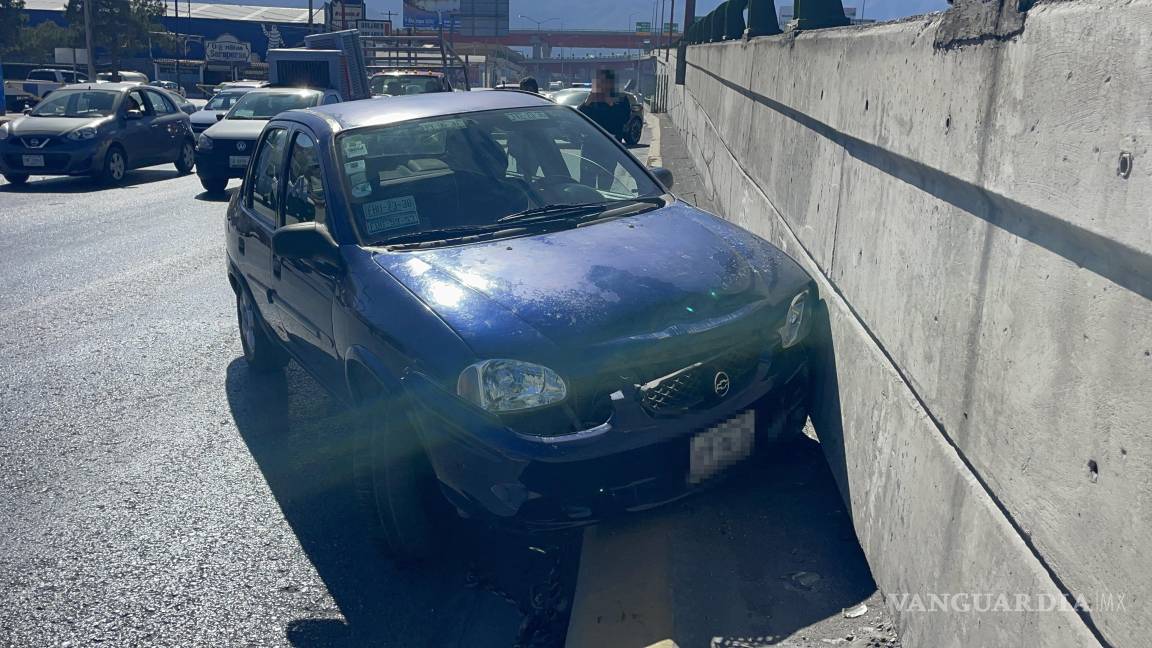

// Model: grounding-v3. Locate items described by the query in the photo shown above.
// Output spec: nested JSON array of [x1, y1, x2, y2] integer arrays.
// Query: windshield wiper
[[496, 196, 666, 224], [374, 223, 511, 246]]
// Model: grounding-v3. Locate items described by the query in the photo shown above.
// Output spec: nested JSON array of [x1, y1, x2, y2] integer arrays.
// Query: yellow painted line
[[645, 111, 663, 168], [565, 512, 678, 648]]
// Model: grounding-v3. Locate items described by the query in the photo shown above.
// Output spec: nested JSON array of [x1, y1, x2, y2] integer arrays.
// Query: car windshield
[[29, 90, 119, 117], [370, 75, 444, 96], [205, 92, 247, 111], [337, 105, 663, 245], [226, 92, 318, 119], [552, 89, 590, 107]]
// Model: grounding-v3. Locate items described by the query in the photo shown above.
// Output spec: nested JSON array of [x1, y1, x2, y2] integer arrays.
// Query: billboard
[[403, 0, 461, 30]]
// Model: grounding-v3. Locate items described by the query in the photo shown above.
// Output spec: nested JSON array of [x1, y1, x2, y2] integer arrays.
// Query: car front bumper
[[0, 138, 108, 176], [404, 344, 812, 530], [195, 139, 256, 180]]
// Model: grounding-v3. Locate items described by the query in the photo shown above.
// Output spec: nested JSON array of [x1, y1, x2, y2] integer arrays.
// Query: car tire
[[3, 173, 30, 186], [353, 390, 448, 563], [235, 283, 289, 373], [199, 175, 227, 194], [624, 117, 643, 146], [98, 145, 128, 185], [175, 139, 195, 175]]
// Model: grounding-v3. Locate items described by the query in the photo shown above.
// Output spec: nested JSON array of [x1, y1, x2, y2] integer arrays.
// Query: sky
[[223, 0, 952, 29]]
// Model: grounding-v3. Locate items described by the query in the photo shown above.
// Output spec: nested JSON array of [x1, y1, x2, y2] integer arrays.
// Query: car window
[[336, 105, 662, 244], [28, 70, 54, 81], [29, 89, 119, 117], [125, 90, 153, 115], [323, 93, 340, 105], [284, 132, 327, 227], [205, 92, 243, 111], [228, 92, 320, 120], [248, 128, 289, 223], [144, 89, 175, 115]]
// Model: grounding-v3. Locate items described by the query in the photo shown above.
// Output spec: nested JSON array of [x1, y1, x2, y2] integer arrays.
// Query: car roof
[[247, 87, 324, 96], [57, 83, 135, 92], [306, 90, 552, 131], [373, 70, 445, 78]]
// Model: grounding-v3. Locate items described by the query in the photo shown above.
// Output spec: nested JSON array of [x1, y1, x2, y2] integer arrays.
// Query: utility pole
[[83, 0, 96, 79], [666, 0, 675, 61], [173, 0, 181, 91], [657, 0, 665, 51], [676, 0, 694, 85]]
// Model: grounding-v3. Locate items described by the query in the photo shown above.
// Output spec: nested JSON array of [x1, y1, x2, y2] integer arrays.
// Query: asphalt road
[[0, 169, 564, 647]]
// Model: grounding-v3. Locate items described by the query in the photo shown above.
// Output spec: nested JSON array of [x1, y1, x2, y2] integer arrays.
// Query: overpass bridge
[[575, 0, 1151, 647]]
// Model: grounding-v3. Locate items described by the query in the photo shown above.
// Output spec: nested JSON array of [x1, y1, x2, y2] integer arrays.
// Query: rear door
[[143, 88, 183, 160], [230, 126, 289, 329], [122, 88, 161, 164], [269, 128, 342, 385]]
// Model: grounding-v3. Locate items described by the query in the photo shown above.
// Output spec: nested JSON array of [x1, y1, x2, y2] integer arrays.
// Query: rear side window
[[28, 70, 54, 81], [284, 132, 327, 227], [248, 128, 289, 223], [144, 89, 175, 115]]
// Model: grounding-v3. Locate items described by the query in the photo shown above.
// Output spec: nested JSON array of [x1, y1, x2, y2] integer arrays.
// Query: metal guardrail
[[680, 0, 851, 45]]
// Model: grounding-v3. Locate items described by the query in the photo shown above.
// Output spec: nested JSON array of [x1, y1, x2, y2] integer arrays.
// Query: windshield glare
[[206, 92, 246, 111], [30, 90, 119, 118], [552, 90, 590, 107], [337, 106, 662, 244], [370, 75, 444, 96], [226, 92, 319, 120]]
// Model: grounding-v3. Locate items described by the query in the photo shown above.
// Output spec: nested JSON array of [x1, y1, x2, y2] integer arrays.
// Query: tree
[[0, 0, 28, 55], [8, 21, 75, 61], [63, 0, 167, 69]]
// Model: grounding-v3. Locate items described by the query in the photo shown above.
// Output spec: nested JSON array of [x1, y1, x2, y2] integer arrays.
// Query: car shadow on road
[[0, 168, 186, 193], [224, 358, 577, 648], [195, 187, 237, 203]]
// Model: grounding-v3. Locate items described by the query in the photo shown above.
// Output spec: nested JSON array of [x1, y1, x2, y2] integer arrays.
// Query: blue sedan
[[224, 90, 817, 559]]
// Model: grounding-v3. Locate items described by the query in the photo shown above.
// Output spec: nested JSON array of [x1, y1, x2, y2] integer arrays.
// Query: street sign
[[661, 22, 679, 33], [635, 21, 651, 33], [357, 19, 393, 37], [205, 35, 252, 63]]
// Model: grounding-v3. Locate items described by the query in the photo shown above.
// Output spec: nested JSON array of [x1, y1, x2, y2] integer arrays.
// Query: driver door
[[122, 89, 161, 165], [269, 128, 342, 387]]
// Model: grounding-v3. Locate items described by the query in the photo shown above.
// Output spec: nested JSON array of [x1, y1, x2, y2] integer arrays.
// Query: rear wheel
[[353, 390, 449, 562], [199, 175, 227, 194], [175, 139, 195, 175], [236, 283, 288, 373], [624, 117, 643, 146], [98, 145, 127, 185], [3, 173, 29, 186]]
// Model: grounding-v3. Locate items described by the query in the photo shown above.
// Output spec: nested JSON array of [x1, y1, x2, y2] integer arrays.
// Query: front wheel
[[175, 140, 195, 175], [354, 394, 449, 562], [199, 175, 227, 194], [3, 173, 30, 186], [624, 117, 643, 146], [236, 284, 288, 373], [98, 146, 127, 185]]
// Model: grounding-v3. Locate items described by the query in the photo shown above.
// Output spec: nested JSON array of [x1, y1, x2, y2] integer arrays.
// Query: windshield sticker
[[419, 118, 467, 132], [344, 159, 366, 175], [351, 181, 373, 198], [233, 108, 255, 118], [342, 137, 368, 158], [505, 110, 551, 122], [363, 196, 420, 235]]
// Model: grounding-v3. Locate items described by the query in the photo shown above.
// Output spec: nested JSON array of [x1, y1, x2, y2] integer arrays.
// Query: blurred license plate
[[229, 155, 250, 168], [689, 410, 755, 484], [22, 155, 44, 167]]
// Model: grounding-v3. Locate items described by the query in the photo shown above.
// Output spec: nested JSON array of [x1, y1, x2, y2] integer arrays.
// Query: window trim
[[244, 125, 291, 228], [281, 128, 329, 229], [143, 88, 176, 115]]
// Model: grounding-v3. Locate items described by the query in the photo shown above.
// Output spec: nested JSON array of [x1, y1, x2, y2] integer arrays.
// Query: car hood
[[7, 115, 110, 137], [203, 118, 267, 140], [190, 109, 223, 125], [373, 202, 812, 356]]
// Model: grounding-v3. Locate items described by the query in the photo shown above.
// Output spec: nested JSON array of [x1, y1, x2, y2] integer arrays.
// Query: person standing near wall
[[579, 69, 630, 142]]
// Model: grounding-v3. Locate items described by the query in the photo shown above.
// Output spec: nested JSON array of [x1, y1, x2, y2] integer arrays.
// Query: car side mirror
[[22, 108, 32, 115], [216, 113, 225, 121], [649, 166, 674, 190], [272, 222, 343, 272], [125, 109, 143, 120]]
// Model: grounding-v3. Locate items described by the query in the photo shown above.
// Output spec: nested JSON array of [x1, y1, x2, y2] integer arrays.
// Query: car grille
[[19, 136, 55, 149], [638, 343, 763, 416], [4, 153, 71, 171], [191, 123, 211, 133]]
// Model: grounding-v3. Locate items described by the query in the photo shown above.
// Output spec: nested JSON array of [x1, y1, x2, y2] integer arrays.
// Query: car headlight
[[0, 122, 9, 140], [197, 134, 213, 150], [457, 359, 567, 413], [779, 290, 810, 349], [66, 127, 98, 141]]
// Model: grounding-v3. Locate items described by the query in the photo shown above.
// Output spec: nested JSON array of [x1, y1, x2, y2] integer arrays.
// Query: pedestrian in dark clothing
[[579, 69, 631, 142], [519, 77, 540, 93]]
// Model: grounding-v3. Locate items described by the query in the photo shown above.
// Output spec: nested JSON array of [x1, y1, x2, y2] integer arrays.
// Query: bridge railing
[[680, 0, 851, 45]]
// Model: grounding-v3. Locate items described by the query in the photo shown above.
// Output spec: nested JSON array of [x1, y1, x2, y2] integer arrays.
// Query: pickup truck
[[3, 69, 91, 111]]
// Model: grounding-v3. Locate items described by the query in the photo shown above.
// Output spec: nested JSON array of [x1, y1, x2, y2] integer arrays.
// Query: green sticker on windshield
[[363, 196, 420, 235], [505, 111, 551, 122], [419, 118, 467, 132]]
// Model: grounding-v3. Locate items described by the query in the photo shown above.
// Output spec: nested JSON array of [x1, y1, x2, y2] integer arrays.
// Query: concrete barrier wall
[[657, 2, 1152, 646]]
